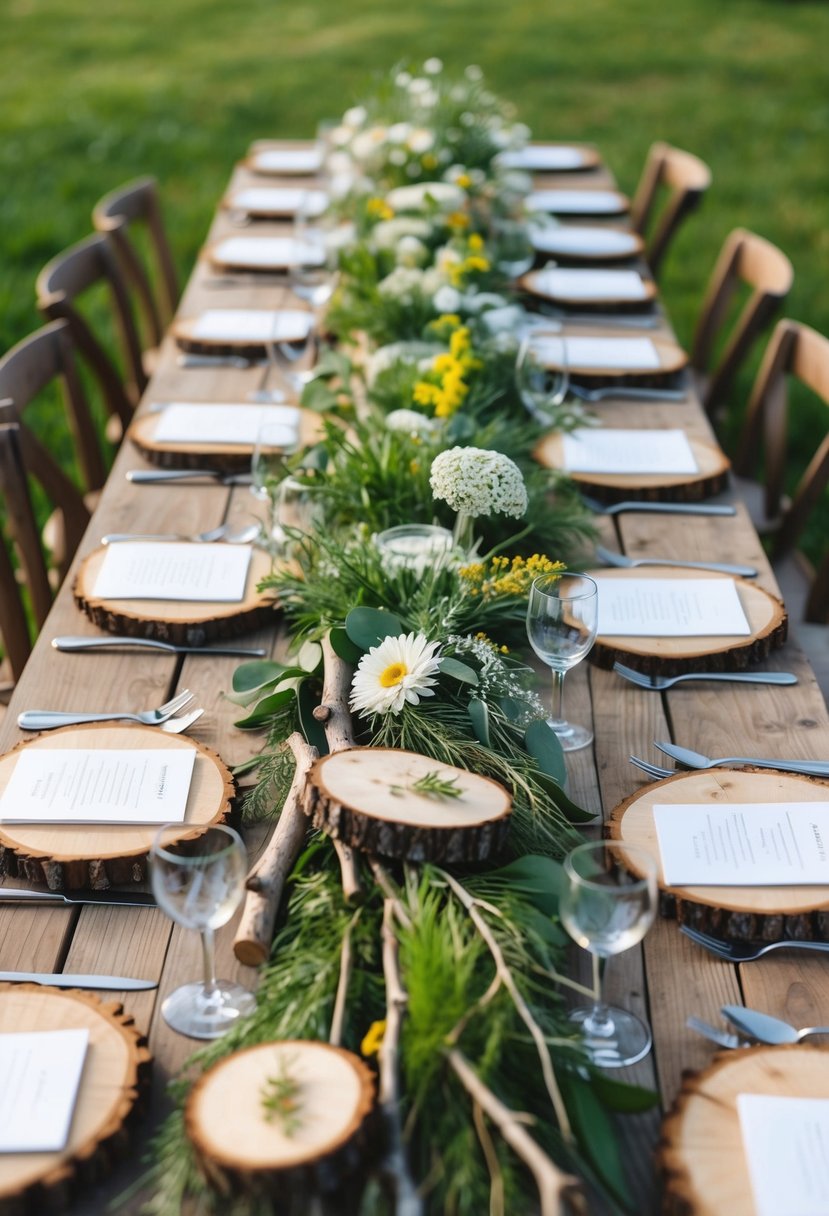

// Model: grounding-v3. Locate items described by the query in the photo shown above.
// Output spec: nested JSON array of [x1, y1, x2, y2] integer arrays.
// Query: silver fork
[[680, 924, 829, 961], [568, 384, 687, 403], [18, 689, 194, 731], [614, 662, 798, 691], [581, 494, 735, 517], [686, 1016, 743, 1049], [102, 525, 229, 545], [158, 707, 204, 734], [629, 755, 675, 779], [596, 544, 757, 578]]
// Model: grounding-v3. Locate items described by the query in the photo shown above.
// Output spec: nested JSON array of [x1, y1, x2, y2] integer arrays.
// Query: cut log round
[[0, 723, 234, 890], [536, 334, 687, 382], [0, 983, 151, 1215], [608, 768, 829, 940], [586, 567, 787, 675], [73, 546, 277, 646], [305, 747, 512, 863], [534, 434, 730, 503], [129, 406, 325, 472], [659, 1044, 829, 1216], [185, 1040, 375, 1201]]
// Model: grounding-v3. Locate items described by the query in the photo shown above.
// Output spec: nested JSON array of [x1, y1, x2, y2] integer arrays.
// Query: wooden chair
[[732, 319, 829, 694], [36, 231, 143, 430], [691, 228, 793, 419], [0, 322, 93, 584], [92, 177, 180, 349], [630, 141, 712, 279]]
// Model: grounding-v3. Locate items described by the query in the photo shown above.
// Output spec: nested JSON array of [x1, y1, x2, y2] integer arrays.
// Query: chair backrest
[[0, 322, 93, 583], [630, 141, 712, 279], [93, 177, 179, 345], [36, 231, 143, 426], [692, 228, 793, 417], [733, 319, 829, 621]]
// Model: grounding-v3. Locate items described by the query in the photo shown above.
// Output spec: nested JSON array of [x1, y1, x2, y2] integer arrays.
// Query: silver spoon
[[722, 1005, 829, 1045]]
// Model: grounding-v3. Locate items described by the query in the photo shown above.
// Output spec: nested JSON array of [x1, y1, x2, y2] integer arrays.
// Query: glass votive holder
[[374, 524, 454, 576]]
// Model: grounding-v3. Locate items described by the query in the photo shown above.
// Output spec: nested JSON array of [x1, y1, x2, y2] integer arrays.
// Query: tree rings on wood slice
[[586, 568, 787, 675], [73, 545, 277, 646], [659, 1044, 829, 1216], [305, 747, 512, 862], [0, 723, 234, 890], [185, 1040, 375, 1202], [534, 434, 729, 504], [0, 984, 150, 1215], [128, 406, 325, 472], [608, 768, 829, 940]]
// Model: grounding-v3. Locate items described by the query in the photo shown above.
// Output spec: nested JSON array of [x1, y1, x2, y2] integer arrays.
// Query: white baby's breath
[[386, 409, 438, 436], [430, 447, 528, 518]]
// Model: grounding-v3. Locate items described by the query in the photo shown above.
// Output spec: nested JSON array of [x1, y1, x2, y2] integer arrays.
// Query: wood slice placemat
[[0, 723, 234, 889], [608, 768, 829, 939], [538, 334, 687, 381], [520, 268, 658, 309], [129, 407, 325, 472], [186, 1040, 375, 1199], [659, 1044, 829, 1216], [0, 983, 151, 1215], [534, 434, 729, 503], [74, 546, 277, 646], [305, 747, 512, 862], [586, 567, 787, 675], [171, 308, 313, 353], [530, 225, 645, 264]]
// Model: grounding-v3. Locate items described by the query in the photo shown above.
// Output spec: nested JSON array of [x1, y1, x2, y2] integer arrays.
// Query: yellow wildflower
[[413, 381, 441, 408], [455, 173, 472, 189], [422, 152, 438, 170], [409, 459, 420, 475], [468, 233, 485, 253], [367, 197, 394, 221], [361, 1019, 387, 1057], [464, 254, 490, 274], [447, 210, 470, 230]]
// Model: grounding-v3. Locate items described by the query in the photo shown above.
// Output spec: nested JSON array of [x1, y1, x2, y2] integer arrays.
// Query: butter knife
[[127, 469, 254, 485], [0, 971, 157, 990], [0, 888, 156, 908], [53, 636, 266, 658]]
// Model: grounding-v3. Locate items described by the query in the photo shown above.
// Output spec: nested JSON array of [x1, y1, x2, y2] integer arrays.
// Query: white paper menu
[[154, 404, 300, 448], [534, 269, 648, 301], [211, 237, 325, 269], [229, 188, 327, 216], [0, 1029, 89, 1153], [738, 1095, 829, 1216], [652, 802, 829, 886], [563, 337, 661, 370], [0, 748, 196, 825], [249, 148, 322, 174], [532, 226, 637, 256], [594, 577, 751, 637], [190, 309, 313, 343], [562, 429, 698, 475], [527, 190, 623, 213], [499, 145, 587, 171], [92, 542, 252, 602]]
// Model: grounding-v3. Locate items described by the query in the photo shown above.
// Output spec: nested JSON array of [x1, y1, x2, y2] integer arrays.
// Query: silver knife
[[0, 971, 157, 990], [127, 469, 254, 485], [176, 354, 268, 369], [0, 887, 156, 908], [53, 636, 266, 658]]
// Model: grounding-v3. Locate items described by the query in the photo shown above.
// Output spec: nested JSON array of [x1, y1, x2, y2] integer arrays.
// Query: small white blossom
[[370, 217, 433, 250], [424, 57, 443, 74], [350, 632, 442, 717], [342, 105, 367, 130], [377, 266, 426, 302], [386, 409, 438, 435], [407, 127, 435, 154], [430, 447, 528, 518], [433, 284, 463, 313], [386, 181, 465, 212], [465, 64, 483, 81], [365, 341, 443, 384], [396, 235, 429, 267]]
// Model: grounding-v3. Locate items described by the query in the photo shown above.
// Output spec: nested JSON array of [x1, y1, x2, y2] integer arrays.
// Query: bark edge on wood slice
[[0, 723, 234, 890], [73, 546, 278, 646], [128, 406, 325, 472], [608, 768, 829, 941], [533, 435, 729, 504], [658, 1044, 829, 1216], [305, 747, 512, 863], [585, 567, 787, 676], [0, 983, 151, 1215], [185, 1040, 376, 1200]]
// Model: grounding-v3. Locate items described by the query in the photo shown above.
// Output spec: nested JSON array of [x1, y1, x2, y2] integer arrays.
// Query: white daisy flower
[[349, 633, 442, 717]]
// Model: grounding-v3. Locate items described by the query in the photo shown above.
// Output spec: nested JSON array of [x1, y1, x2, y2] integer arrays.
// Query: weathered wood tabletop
[[1, 142, 827, 1212]]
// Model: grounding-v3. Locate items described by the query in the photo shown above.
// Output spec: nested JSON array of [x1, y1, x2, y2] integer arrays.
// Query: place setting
[[221, 186, 328, 221], [241, 144, 324, 177], [530, 223, 645, 263], [526, 330, 689, 390], [525, 186, 630, 216], [520, 266, 659, 316], [497, 142, 602, 172]]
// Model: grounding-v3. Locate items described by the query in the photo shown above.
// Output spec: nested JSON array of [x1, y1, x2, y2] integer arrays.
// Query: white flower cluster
[[385, 409, 439, 436], [365, 341, 442, 384], [430, 447, 528, 519]]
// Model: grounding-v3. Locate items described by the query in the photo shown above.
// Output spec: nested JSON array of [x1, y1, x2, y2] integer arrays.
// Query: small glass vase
[[375, 524, 454, 576]]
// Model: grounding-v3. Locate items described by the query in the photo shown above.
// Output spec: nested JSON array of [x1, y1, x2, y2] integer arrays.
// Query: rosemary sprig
[[260, 1057, 303, 1136], [390, 770, 463, 800]]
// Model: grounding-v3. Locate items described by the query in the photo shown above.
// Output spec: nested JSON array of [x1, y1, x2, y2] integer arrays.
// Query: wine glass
[[251, 422, 293, 550], [515, 330, 569, 426], [526, 572, 598, 751], [492, 217, 535, 280], [272, 474, 324, 558], [559, 840, 658, 1067], [150, 823, 255, 1039], [291, 192, 339, 312]]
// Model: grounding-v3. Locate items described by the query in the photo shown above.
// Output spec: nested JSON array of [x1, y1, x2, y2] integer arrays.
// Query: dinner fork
[[568, 384, 687, 403], [614, 662, 798, 691], [581, 494, 735, 517], [595, 544, 757, 578], [655, 741, 829, 778], [686, 1016, 743, 1050], [680, 924, 829, 961], [629, 755, 676, 780], [18, 689, 194, 731], [158, 707, 204, 734]]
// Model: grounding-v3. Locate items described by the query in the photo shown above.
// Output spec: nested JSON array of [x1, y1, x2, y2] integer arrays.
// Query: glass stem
[[584, 955, 615, 1038], [549, 668, 567, 729], [201, 927, 218, 998]]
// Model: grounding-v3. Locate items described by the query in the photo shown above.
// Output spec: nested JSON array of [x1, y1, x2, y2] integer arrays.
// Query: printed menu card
[[594, 577, 751, 637], [92, 542, 252, 602], [0, 748, 196, 825], [533, 269, 649, 300], [0, 1029, 89, 1152], [154, 403, 300, 447], [562, 428, 698, 475], [653, 801, 829, 886], [738, 1095, 829, 1216], [189, 309, 313, 343]]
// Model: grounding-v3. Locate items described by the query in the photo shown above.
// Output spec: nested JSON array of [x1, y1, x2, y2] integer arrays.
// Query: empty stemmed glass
[[291, 192, 339, 314], [150, 823, 255, 1039], [251, 421, 292, 551], [515, 330, 569, 426], [526, 572, 598, 751], [559, 840, 658, 1067]]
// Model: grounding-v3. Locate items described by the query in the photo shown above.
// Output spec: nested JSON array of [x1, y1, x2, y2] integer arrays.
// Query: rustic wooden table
[[1, 143, 827, 1213]]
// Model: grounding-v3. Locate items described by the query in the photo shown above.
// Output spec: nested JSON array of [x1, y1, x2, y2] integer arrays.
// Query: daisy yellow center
[[379, 661, 408, 687]]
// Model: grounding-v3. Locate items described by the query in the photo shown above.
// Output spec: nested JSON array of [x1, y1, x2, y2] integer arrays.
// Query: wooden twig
[[379, 900, 423, 1216], [448, 1051, 583, 1216], [368, 857, 413, 931], [318, 632, 364, 904], [329, 909, 360, 1048], [440, 870, 573, 1144], [234, 733, 318, 966], [472, 1099, 504, 1216]]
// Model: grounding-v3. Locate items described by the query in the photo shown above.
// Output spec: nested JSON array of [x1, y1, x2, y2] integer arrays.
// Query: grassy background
[[1, 0, 828, 533]]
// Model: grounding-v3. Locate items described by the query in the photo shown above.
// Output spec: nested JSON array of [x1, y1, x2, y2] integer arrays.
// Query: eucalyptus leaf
[[499, 695, 525, 723], [329, 626, 362, 665], [484, 854, 567, 909], [231, 660, 290, 694], [439, 656, 479, 685], [345, 606, 403, 650], [525, 719, 567, 786], [234, 686, 297, 730], [560, 1074, 632, 1208], [587, 1071, 659, 1114], [297, 678, 329, 754], [467, 697, 491, 746], [298, 639, 323, 673], [536, 772, 597, 824]]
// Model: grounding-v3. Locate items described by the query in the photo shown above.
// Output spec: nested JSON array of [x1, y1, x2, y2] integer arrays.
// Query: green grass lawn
[[2, 0, 828, 544]]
